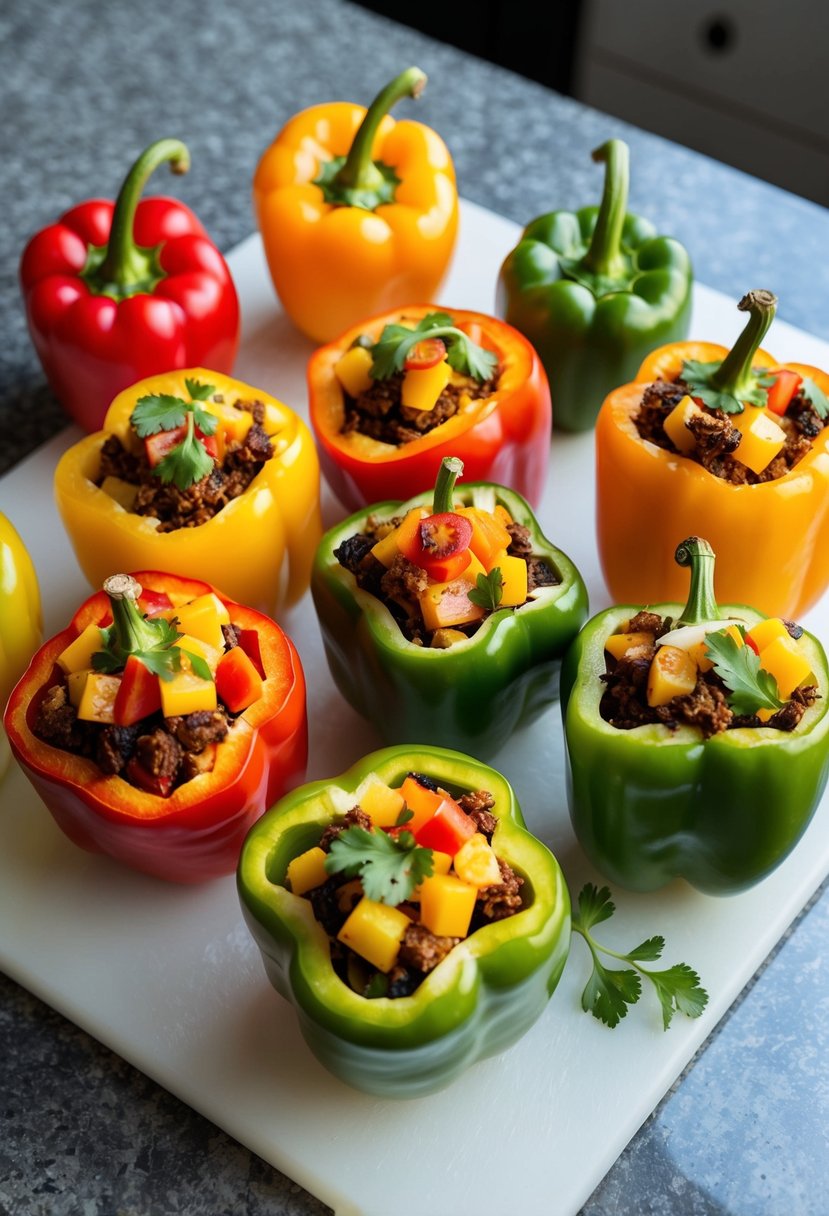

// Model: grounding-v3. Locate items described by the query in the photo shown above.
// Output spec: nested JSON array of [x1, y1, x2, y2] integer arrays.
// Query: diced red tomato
[[397, 511, 473, 580], [236, 628, 265, 678], [215, 647, 264, 713], [766, 368, 803, 416], [399, 774, 444, 832], [414, 795, 477, 856], [138, 589, 174, 617], [403, 338, 446, 371], [144, 426, 218, 467], [113, 655, 162, 726]]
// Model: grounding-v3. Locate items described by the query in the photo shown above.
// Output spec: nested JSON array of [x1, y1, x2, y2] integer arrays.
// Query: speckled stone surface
[[1, 1, 828, 1214]]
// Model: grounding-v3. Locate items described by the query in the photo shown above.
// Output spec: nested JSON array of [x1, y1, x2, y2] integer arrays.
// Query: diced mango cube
[[337, 898, 412, 973], [453, 834, 502, 888], [647, 645, 698, 707], [605, 631, 655, 660], [401, 361, 451, 412], [57, 623, 106, 675], [758, 635, 812, 698], [370, 508, 426, 568], [412, 850, 452, 899], [76, 672, 121, 724], [419, 579, 485, 632], [335, 345, 374, 398], [66, 670, 91, 708], [746, 617, 790, 653], [686, 640, 715, 673], [358, 779, 406, 828], [286, 846, 329, 896], [167, 594, 230, 652], [663, 395, 705, 454], [494, 505, 514, 527], [456, 507, 511, 570], [419, 874, 477, 938], [430, 628, 469, 649], [733, 408, 786, 474], [496, 554, 528, 607], [159, 666, 217, 717]]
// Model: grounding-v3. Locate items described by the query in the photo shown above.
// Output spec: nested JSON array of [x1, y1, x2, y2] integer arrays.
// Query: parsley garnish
[[800, 375, 829, 420], [467, 567, 504, 612], [130, 378, 218, 490], [325, 811, 434, 905], [370, 312, 498, 383], [572, 884, 709, 1030], [704, 628, 785, 715], [93, 613, 183, 682], [680, 359, 775, 415]]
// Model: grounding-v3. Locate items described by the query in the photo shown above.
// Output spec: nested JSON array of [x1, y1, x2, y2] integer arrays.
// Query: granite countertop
[[1, 1, 828, 1213]]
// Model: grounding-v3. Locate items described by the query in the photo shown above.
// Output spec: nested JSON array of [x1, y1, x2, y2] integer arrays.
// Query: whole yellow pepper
[[0, 513, 42, 777], [253, 66, 459, 343], [54, 369, 321, 615]]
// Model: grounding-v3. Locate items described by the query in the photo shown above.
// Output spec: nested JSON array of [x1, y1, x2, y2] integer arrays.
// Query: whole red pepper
[[20, 139, 240, 433], [4, 572, 307, 883]]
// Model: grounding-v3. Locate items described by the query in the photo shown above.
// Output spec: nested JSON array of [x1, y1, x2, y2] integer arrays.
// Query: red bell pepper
[[215, 647, 264, 714], [20, 138, 240, 434], [414, 794, 477, 855], [113, 655, 162, 726], [4, 571, 307, 883], [765, 368, 803, 416]]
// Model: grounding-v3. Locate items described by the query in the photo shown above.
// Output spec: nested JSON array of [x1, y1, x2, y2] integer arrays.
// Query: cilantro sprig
[[370, 312, 498, 383], [680, 359, 775, 416], [800, 375, 829, 420], [130, 378, 218, 490], [92, 574, 212, 683], [704, 628, 785, 715], [572, 884, 709, 1030], [325, 810, 434, 905], [467, 567, 504, 612]]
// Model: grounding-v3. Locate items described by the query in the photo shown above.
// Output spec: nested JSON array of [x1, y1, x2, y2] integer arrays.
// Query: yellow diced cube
[[286, 846, 329, 896], [686, 640, 715, 673], [57, 623, 106, 675], [100, 476, 138, 511], [159, 666, 217, 717], [452, 834, 502, 888], [430, 628, 469, 649], [647, 645, 698, 707], [746, 617, 790, 654], [733, 408, 786, 474], [334, 345, 375, 398], [758, 635, 812, 698], [496, 554, 528, 607], [167, 594, 230, 653], [337, 898, 412, 973], [175, 632, 223, 675], [401, 361, 451, 412], [605, 631, 655, 660], [76, 672, 121, 724], [66, 669, 91, 708], [419, 874, 477, 938], [413, 850, 452, 899], [663, 395, 705, 455], [419, 581, 485, 632], [358, 779, 406, 828], [369, 508, 426, 568]]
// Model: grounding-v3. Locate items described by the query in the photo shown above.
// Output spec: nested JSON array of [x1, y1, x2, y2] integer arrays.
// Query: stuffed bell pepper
[[237, 745, 570, 1097], [20, 138, 240, 432], [54, 369, 321, 615], [498, 139, 692, 433], [562, 537, 829, 895], [0, 514, 42, 779], [254, 67, 458, 343], [312, 457, 588, 757], [4, 572, 307, 882], [308, 306, 552, 511], [596, 289, 829, 618]]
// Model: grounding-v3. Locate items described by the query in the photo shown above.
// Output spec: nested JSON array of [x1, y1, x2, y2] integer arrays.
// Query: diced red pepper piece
[[125, 756, 173, 798], [403, 338, 446, 371], [766, 368, 803, 416], [236, 628, 265, 678], [138, 589, 174, 617], [113, 654, 163, 726], [399, 774, 444, 832], [414, 793, 477, 856], [215, 646, 264, 713], [144, 426, 218, 467]]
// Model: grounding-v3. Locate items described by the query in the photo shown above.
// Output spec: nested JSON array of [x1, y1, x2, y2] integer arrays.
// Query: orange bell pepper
[[253, 67, 458, 343], [596, 291, 829, 618]]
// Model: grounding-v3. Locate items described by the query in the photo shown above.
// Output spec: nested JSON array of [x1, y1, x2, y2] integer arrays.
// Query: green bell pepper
[[561, 537, 829, 895], [237, 745, 571, 1097], [497, 138, 693, 433], [310, 464, 588, 758]]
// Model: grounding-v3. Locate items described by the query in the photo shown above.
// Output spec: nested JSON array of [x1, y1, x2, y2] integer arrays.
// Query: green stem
[[582, 139, 629, 279], [103, 574, 165, 655], [710, 290, 777, 395], [674, 537, 720, 626], [94, 138, 190, 292], [433, 457, 464, 514], [334, 67, 426, 193]]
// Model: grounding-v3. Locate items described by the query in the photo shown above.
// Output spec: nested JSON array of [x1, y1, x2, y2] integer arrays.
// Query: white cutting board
[[2, 200, 829, 1216]]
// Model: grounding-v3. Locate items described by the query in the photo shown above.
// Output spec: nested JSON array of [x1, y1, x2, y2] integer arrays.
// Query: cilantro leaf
[[369, 313, 498, 383], [681, 359, 775, 415], [154, 416, 215, 490], [131, 393, 188, 437], [130, 381, 218, 489], [92, 615, 183, 682], [181, 650, 212, 682], [800, 375, 829, 420], [572, 883, 709, 1031], [184, 378, 215, 402], [325, 824, 434, 905], [704, 629, 785, 715], [467, 568, 504, 612]]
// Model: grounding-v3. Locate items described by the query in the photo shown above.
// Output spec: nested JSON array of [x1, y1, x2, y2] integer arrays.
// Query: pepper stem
[[674, 538, 720, 626], [334, 67, 426, 194], [103, 574, 161, 655], [581, 139, 629, 280], [710, 290, 777, 395], [432, 457, 464, 514], [88, 139, 190, 296]]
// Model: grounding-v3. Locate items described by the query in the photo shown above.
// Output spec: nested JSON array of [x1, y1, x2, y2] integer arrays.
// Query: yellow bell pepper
[[0, 512, 41, 777], [54, 369, 321, 615]]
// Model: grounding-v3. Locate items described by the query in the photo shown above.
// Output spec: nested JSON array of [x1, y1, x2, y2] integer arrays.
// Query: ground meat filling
[[333, 514, 560, 644], [97, 399, 275, 531], [341, 366, 500, 446], [634, 379, 827, 485], [601, 613, 818, 739]]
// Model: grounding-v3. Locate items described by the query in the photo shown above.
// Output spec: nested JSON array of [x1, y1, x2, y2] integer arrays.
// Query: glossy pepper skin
[[20, 139, 240, 433], [237, 745, 571, 1098], [4, 572, 307, 883], [308, 305, 552, 511], [253, 67, 458, 343], [0, 514, 42, 779], [561, 539, 829, 895], [596, 292, 829, 619], [312, 482, 588, 758], [497, 139, 692, 433], [54, 368, 321, 616]]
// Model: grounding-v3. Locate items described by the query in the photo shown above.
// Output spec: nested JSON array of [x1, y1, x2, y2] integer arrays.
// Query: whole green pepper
[[497, 139, 693, 433], [561, 537, 829, 895], [311, 464, 588, 758], [236, 745, 571, 1098]]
